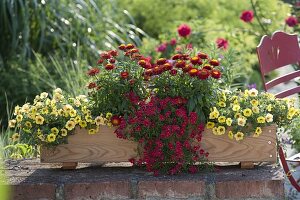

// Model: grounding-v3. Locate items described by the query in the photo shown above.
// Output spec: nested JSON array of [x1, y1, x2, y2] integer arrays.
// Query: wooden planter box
[[40, 125, 277, 169]]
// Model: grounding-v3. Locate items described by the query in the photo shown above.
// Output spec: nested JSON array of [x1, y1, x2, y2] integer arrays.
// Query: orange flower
[[111, 115, 121, 126]]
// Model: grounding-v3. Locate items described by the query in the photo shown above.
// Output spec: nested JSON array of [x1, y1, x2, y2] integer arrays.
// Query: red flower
[[156, 43, 167, 52], [109, 58, 116, 63], [209, 59, 220, 66], [182, 64, 192, 73], [177, 24, 192, 37], [203, 64, 212, 71], [118, 44, 126, 50], [87, 67, 100, 76], [129, 158, 135, 164], [100, 52, 111, 59], [189, 112, 198, 124], [188, 68, 199, 77], [163, 63, 172, 70], [87, 82, 97, 89], [190, 56, 200, 65], [198, 52, 208, 59], [216, 38, 229, 50], [285, 16, 298, 27], [126, 44, 135, 49], [157, 58, 167, 65], [240, 10, 254, 23], [120, 71, 129, 79], [198, 69, 210, 80], [170, 38, 177, 45], [211, 69, 221, 79], [109, 50, 118, 57], [105, 63, 115, 70], [97, 59, 104, 64], [172, 54, 182, 60], [170, 69, 177, 76], [111, 115, 121, 126], [175, 60, 185, 68], [138, 60, 147, 67]]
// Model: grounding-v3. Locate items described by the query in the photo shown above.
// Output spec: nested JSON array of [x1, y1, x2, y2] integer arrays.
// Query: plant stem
[[250, 0, 269, 36]]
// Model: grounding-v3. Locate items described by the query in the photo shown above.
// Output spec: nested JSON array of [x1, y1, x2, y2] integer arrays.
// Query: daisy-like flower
[[234, 132, 244, 141]]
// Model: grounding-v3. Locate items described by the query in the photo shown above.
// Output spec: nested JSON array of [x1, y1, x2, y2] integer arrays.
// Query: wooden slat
[[201, 125, 277, 163], [40, 125, 138, 163], [265, 70, 300, 90], [275, 86, 300, 98]]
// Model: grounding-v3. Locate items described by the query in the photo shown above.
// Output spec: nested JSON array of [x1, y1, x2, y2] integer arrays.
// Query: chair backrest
[[257, 31, 300, 98]]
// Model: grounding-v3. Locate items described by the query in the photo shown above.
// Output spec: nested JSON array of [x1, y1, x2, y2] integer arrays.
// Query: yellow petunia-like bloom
[[74, 116, 81, 124], [243, 108, 252, 117], [234, 132, 244, 141], [237, 117, 247, 127], [226, 118, 232, 126], [218, 101, 226, 107], [25, 121, 32, 128], [65, 120, 76, 130], [265, 113, 273, 123], [266, 104, 272, 112], [254, 127, 262, 137], [88, 129, 96, 135], [218, 116, 226, 123], [8, 120, 16, 128], [232, 104, 240, 111], [47, 133, 56, 143], [257, 116, 266, 123], [209, 107, 220, 119], [228, 131, 234, 139], [212, 127, 218, 135], [206, 122, 215, 129], [35, 115, 45, 125], [249, 88, 258, 97], [217, 126, 226, 135], [250, 99, 259, 106], [106, 112, 113, 119], [85, 115, 93, 123], [252, 106, 260, 114], [79, 120, 87, 128], [60, 129, 68, 137], [69, 109, 77, 117], [11, 133, 20, 142], [16, 114, 23, 122], [234, 113, 242, 119], [51, 127, 59, 135]]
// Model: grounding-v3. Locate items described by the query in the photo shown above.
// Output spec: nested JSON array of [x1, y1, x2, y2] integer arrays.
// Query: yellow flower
[[35, 115, 45, 125], [249, 88, 258, 97], [252, 106, 260, 114], [250, 100, 259, 106], [266, 104, 272, 112], [63, 104, 73, 113], [47, 133, 56, 143], [74, 116, 81, 124], [234, 113, 242, 119], [25, 121, 32, 128], [11, 133, 20, 142], [41, 108, 49, 114], [69, 109, 77, 117], [209, 107, 220, 119], [60, 129, 68, 137], [106, 112, 113, 119], [95, 116, 106, 126], [65, 120, 76, 130], [257, 116, 265, 123], [217, 126, 226, 135], [51, 127, 59, 135], [16, 114, 23, 122], [226, 118, 232, 126], [244, 89, 249, 97], [218, 101, 226, 107], [206, 122, 215, 129], [79, 120, 87, 128], [218, 116, 226, 123], [228, 131, 234, 139], [232, 104, 240, 111], [88, 129, 96, 135], [254, 127, 262, 137], [234, 132, 244, 141], [237, 117, 246, 127], [106, 122, 112, 127], [85, 115, 93, 123], [265, 113, 273, 123], [14, 105, 21, 115], [212, 127, 218, 135], [8, 120, 16, 128], [243, 108, 252, 117], [40, 92, 48, 99]]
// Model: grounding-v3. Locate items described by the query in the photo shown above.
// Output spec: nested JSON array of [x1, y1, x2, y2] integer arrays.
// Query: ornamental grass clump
[[8, 89, 99, 146], [206, 89, 300, 141]]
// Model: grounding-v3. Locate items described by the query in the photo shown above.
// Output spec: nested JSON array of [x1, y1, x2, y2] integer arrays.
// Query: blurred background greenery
[[1, 0, 299, 158]]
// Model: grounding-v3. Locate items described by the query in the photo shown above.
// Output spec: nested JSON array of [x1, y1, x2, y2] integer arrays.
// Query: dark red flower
[[130, 48, 139, 54], [172, 54, 182, 60], [170, 38, 177, 45], [109, 58, 116, 63], [175, 60, 185, 68], [87, 67, 100, 76], [240, 10, 254, 23], [138, 60, 147, 67], [170, 69, 177, 76], [216, 38, 229, 50], [109, 50, 118, 56], [129, 79, 135, 85], [209, 59, 220, 66], [100, 52, 111, 59], [97, 59, 104, 65], [126, 44, 135, 49], [198, 52, 208, 59], [285, 16, 298, 27], [157, 58, 167, 65], [156, 43, 167, 52], [182, 64, 192, 73], [129, 158, 135, 164], [120, 71, 129, 79], [118, 44, 126, 50], [87, 82, 97, 89], [203, 64, 212, 71], [111, 115, 121, 126], [198, 69, 210, 80], [211, 69, 221, 79], [163, 63, 172, 70], [177, 24, 192, 37], [105, 63, 115, 70], [188, 68, 199, 77], [144, 69, 153, 76]]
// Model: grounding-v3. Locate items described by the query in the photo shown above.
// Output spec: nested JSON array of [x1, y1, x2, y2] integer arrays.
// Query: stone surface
[[2, 159, 285, 200]]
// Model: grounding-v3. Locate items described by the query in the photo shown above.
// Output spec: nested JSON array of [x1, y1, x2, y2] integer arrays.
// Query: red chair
[[257, 31, 300, 192]]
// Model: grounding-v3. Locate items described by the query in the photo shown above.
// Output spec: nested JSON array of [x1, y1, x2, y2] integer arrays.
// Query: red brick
[[64, 181, 131, 200], [12, 184, 56, 200], [137, 180, 205, 198], [215, 180, 284, 199]]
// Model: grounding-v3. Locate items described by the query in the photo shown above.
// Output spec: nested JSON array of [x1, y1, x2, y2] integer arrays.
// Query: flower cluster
[[206, 89, 300, 141], [8, 89, 101, 146], [115, 96, 208, 175]]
